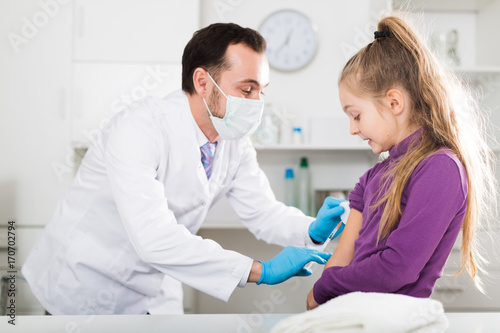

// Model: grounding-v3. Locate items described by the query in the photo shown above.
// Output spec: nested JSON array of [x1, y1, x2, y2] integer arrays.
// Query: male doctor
[[23, 23, 346, 314]]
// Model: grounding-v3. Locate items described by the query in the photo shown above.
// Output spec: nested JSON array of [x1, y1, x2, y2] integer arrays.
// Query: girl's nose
[[350, 120, 359, 135]]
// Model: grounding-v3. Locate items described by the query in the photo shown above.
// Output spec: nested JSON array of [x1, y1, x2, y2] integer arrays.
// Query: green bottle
[[298, 157, 310, 215]]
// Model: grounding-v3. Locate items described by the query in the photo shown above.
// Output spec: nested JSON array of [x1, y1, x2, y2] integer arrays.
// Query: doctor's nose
[[251, 91, 264, 101]]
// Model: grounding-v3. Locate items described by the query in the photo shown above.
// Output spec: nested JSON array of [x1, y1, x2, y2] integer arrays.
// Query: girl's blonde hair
[[339, 15, 497, 289]]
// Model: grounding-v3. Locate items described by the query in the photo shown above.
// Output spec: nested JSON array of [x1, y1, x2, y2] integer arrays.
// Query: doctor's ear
[[192, 68, 209, 97]]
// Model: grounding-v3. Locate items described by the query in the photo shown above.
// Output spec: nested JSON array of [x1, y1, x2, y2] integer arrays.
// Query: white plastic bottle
[[279, 121, 292, 145], [298, 157, 310, 215], [284, 168, 296, 207], [292, 127, 303, 145]]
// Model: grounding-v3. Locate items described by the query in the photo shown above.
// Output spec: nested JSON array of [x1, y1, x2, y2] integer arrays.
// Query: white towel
[[271, 292, 448, 333]]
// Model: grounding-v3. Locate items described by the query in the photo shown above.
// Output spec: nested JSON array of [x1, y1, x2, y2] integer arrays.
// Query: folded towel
[[271, 292, 448, 333]]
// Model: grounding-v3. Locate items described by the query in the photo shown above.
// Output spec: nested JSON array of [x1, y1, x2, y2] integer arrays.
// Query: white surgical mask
[[203, 72, 264, 140]]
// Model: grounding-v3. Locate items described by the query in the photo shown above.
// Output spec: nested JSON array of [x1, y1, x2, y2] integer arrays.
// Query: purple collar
[[389, 128, 424, 159]]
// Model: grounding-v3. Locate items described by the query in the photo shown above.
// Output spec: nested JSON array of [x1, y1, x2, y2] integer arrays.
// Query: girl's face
[[339, 84, 400, 154]]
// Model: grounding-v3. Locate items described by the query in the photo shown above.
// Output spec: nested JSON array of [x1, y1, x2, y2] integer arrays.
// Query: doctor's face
[[206, 43, 269, 118]]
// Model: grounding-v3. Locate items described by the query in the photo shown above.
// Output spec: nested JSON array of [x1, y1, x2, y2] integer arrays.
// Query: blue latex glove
[[308, 197, 347, 243], [257, 246, 332, 285]]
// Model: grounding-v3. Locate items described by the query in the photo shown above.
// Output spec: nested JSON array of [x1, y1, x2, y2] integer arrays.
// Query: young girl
[[307, 15, 497, 310]]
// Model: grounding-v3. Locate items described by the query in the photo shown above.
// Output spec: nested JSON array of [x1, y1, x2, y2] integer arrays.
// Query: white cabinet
[[431, 230, 500, 311], [71, 63, 182, 146], [0, 0, 73, 314], [71, 0, 199, 147], [477, 0, 500, 66], [0, 0, 73, 226], [0, 226, 45, 315], [74, 0, 199, 62]]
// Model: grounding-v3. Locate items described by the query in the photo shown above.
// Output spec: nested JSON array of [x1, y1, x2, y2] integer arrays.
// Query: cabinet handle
[[74, 88, 83, 119], [60, 88, 67, 119], [434, 287, 465, 293], [77, 6, 85, 38]]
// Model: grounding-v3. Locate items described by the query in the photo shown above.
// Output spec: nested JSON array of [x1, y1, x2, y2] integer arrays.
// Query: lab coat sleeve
[[226, 139, 319, 249], [313, 153, 467, 304], [104, 109, 252, 302]]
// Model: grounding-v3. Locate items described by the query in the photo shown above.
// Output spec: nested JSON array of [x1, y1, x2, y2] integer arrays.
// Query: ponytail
[[339, 15, 497, 290]]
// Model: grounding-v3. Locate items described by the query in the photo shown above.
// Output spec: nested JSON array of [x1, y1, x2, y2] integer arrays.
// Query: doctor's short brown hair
[[182, 23, 266, 94]]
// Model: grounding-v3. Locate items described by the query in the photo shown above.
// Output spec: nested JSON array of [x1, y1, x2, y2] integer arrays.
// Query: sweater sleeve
[[313, 153, 467, 304], [349, 161, 386, 213]]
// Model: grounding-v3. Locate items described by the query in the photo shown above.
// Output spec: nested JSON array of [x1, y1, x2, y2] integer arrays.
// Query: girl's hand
[[306, 289, 319, 310]]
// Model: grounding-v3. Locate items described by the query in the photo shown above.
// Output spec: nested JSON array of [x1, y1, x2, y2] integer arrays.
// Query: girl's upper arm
[[324, 208, 363, 270]]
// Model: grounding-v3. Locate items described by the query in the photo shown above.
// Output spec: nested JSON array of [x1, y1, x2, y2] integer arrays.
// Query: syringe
[[305, 201, 350, 272]]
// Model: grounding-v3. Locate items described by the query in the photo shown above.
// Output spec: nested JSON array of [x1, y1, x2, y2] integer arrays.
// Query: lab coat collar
[[184, 92, 220, 148]]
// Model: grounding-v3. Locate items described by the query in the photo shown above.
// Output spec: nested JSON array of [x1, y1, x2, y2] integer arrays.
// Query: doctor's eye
[[241, 88, 251, 94]]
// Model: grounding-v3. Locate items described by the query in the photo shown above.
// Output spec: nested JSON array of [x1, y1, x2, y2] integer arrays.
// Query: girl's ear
[[193, 68, 209, 97], [385, 88, 405, 115]]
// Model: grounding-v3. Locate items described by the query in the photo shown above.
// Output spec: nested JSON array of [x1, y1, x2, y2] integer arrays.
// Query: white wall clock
[[259, 9, 318, 71]]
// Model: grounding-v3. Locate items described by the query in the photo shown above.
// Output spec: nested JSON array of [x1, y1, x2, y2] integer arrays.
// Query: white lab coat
[[23, 90, 316, 315]]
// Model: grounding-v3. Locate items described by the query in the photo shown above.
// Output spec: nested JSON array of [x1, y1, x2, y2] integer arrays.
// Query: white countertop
[[1, 313, 499, 333]]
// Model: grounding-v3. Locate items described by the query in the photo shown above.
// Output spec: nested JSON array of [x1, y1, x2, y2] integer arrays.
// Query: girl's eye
[[354, 115, 360, 121]]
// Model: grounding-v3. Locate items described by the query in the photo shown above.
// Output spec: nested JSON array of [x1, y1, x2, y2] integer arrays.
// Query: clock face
[[259, 10, 318, 71]]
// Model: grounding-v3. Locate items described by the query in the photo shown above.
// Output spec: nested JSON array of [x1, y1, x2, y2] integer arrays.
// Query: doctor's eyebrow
[[237, 79, 269, 88]]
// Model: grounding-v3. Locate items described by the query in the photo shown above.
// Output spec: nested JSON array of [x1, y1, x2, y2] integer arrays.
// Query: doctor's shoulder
[[94, 97, 169, 148]]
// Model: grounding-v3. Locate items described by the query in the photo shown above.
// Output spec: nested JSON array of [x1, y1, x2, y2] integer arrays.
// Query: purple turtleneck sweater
[[313, 130, 468, 304]]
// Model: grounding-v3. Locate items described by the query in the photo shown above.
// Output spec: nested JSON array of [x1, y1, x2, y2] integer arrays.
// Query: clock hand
[[283, 28, 293, 46], [275, 29, 293, 55]]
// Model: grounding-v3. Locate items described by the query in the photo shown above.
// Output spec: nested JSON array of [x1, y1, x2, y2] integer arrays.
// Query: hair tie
[[374, 31, 390, 39]]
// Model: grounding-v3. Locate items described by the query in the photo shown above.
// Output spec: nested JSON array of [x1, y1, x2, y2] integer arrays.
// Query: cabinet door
[[74, 0, 199, 62], [432, 230, 500, 311], [0, 227, 46, 315], [71, 63, 182, 146], [0, 0, 73, 226]]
